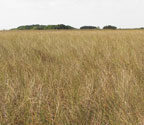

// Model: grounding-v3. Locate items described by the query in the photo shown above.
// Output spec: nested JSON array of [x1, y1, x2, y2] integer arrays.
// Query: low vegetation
[[0, 30, 144, 124]]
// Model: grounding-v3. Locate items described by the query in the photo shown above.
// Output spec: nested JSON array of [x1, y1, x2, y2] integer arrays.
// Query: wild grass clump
[[0, 30, 144, 124]]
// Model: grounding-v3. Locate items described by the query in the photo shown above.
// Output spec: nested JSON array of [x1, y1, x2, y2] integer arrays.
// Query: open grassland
[[0, 30, 144, 125]]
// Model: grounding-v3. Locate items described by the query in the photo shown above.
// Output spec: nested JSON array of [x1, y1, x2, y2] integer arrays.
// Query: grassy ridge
[[0, 30, 144, 124]]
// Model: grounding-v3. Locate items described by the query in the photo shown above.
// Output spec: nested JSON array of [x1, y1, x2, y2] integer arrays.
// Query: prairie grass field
[[0, 30, 144, 124]]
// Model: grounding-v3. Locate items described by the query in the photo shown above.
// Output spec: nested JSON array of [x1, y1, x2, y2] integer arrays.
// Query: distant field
[[0, 30, 144, 124]]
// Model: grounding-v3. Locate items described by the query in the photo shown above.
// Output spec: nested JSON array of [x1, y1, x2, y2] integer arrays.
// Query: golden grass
[[0, 30, 144, 124]]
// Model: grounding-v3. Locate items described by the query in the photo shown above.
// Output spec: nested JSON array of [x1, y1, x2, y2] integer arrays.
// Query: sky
[[0, 0, 144, 29]]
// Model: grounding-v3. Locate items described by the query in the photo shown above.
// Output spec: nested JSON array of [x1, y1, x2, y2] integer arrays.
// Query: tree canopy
[[103, 25, 117, 30], [16, 24, 75, 30], [80, 26, 99, 29]]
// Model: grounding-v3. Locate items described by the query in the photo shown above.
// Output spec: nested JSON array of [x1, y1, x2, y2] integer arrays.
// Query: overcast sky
[[0, 0, 144, 29]]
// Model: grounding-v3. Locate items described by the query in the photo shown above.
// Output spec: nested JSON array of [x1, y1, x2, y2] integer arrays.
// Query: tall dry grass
[[0, 30, 144, 125]]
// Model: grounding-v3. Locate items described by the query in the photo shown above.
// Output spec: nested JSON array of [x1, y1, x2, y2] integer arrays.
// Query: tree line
[[11, 24, 119, 30], [14, 24, 75, 30]]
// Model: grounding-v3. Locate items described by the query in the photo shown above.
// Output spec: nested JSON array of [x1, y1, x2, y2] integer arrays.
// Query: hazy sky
[[0, 0, 144, 29]]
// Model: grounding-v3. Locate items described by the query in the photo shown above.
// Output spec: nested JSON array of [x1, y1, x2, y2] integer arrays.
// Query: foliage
[[80, 26, 100, 29], [17, 24, 75, 30], [103, 25, 117, 29]]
